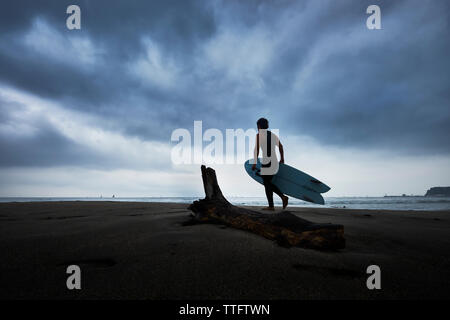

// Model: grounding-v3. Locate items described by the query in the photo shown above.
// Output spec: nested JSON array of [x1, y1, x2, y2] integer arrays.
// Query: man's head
[[257, 118, 269, 129]]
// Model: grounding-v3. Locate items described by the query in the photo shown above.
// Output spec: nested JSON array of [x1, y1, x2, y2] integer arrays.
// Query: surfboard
[[244, 159, 330, 205]]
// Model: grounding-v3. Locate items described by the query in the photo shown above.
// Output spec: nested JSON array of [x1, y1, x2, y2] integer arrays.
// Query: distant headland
[[425, 187, 450, 197], [383, 186, 450, 198]]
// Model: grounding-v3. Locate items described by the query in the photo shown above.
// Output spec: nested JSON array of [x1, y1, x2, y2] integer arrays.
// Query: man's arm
[[252, 134, 259, 170], [279, 141, 285, 164]]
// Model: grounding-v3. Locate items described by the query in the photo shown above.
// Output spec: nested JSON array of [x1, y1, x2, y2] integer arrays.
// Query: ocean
[[1, 196, 449, 211]]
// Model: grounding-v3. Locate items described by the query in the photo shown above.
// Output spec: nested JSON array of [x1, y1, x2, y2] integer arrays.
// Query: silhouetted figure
[[252, 118, 288, 211]]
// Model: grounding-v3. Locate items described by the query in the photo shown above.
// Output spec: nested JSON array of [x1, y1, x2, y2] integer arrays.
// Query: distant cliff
[[425, 187, 450, 197]]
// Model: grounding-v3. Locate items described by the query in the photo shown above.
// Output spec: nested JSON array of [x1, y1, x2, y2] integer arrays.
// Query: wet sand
[[0, 201, 449, 299]]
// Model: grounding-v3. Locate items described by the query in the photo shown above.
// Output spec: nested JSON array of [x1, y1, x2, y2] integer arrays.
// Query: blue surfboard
[[244, 159, 330, 205]]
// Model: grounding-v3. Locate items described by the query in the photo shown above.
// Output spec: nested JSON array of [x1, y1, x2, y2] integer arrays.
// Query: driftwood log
[[188, 166, 345, 250]]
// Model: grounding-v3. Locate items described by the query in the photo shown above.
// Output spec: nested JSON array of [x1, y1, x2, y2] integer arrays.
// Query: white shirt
[[255, 129, 280, 175]]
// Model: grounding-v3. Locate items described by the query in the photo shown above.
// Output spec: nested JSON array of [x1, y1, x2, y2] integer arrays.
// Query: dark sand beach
[[0, 201, 449, 300]]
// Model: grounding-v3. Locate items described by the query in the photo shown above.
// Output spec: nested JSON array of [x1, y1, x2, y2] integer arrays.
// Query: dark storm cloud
[[277, 0, 450, 154], [0, 95, 167, 169], [0, 96, 95, 167], [0, 0, 449, 169], [0, 122, 91, 167]]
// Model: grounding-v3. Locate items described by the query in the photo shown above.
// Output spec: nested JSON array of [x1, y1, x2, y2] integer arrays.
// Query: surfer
[[252, 118, 289, 211]]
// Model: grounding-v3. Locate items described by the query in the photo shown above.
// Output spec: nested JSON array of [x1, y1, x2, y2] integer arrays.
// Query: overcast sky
[[0, 0, 449, 198]]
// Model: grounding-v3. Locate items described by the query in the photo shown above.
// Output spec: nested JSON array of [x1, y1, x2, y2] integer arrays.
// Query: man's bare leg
[[282, 196, 289, 209]]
